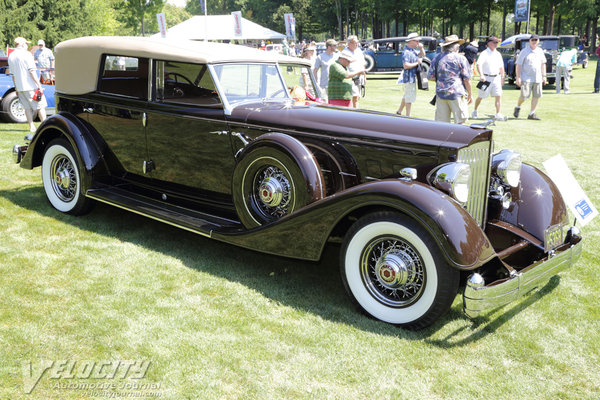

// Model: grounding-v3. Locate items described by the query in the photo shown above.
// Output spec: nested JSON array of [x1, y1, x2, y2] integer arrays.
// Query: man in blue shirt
[[396, 33, 425, 116]]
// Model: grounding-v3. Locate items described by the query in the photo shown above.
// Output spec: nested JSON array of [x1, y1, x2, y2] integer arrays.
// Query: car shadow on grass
[[0, 185, 559, 343]]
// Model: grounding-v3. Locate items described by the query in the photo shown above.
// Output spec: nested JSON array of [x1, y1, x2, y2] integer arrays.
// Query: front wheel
[[41, 138, 93, 215], [364, 54, 375, 73], [340, 212, 459, 330]]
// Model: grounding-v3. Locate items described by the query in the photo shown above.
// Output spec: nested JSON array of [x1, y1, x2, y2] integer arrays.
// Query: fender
[[234, 132, 325, 202], [490, 163, 569, 241], [215, 179, 496, 270], [20, 112, 107, 192]]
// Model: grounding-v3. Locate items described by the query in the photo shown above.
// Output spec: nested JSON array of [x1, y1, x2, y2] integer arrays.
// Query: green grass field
[[1, 63, 599, 399]]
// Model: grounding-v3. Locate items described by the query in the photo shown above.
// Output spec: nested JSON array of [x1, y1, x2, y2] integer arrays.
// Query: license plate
[[544, 224, 563, 252]]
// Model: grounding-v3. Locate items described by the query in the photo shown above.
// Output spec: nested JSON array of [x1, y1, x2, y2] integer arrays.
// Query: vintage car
[[363, 36, 438, 73], [13, 36, 582, 330], [501, 34, 559, 86], [0, 64, 56, 123]]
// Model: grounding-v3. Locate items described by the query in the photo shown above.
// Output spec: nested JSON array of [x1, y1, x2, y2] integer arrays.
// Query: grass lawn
[[1, 62, 599, 400]]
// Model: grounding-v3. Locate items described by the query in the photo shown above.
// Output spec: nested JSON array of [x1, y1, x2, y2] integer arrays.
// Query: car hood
[[227, 101, 491, 150]]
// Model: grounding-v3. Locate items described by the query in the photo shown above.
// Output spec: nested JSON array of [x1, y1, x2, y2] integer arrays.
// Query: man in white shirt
[[342, 35, 366, 108], [8, 37, 47, 132], [34, 39, 55, 82], [472, 36, 506, 121], [514, 34, 547, 120], [313, 39, 339, 102]]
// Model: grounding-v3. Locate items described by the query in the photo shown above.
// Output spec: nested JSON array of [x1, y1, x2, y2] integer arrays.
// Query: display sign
[[543, 154, 598, 226], [156, 13, 167, 38], [284, 13, 296, 41], [232, 11, 242, 37], [514, 0, 529, 22]]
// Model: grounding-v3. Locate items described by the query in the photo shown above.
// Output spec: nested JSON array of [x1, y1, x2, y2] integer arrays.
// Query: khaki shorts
[[477, 76, 503, 99], [520, 82, 543, 99], [435, 97, 469, 124], [403, 81, 417, 103], [17, 90, 48, 110]]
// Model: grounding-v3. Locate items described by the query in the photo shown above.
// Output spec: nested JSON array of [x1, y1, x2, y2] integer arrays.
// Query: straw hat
[[440, 34, 465, 47]]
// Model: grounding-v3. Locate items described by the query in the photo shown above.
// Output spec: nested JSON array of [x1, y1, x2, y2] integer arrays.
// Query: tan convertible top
[[55, 36, 309, 95]]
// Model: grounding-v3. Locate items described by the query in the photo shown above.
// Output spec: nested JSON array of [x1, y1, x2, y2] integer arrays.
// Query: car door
[[145, 60, 235, 198], [86, 55, 149, 180]]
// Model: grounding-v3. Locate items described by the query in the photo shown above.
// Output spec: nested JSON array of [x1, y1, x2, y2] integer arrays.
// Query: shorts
[[435, 97, 469, 124], [17, 90, 48, 110], [520, 81, 542, 99], [403, 81, 417, 103], [477, 75, 502, 99]]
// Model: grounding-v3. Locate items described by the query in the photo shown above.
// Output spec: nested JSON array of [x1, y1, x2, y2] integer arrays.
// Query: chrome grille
[[457, 141, 491, 226]]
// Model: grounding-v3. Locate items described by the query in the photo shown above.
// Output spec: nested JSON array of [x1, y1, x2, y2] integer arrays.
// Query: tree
[[117, 0, 166, 35]]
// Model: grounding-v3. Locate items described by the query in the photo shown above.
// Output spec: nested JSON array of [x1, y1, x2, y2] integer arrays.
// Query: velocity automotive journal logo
[[22, 359, 157, 394]]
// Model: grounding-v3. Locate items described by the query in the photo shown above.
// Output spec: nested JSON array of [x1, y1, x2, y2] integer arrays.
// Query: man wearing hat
[[327, 52, 364, 107], [34, 39, 55, 73], [514, 34, 546, 120], [472, 36, 506, 120], [396, 32, 425, 117], [8, 37, 47, 132], [313, 39, 339, 102], [428, 35, 473, 124]]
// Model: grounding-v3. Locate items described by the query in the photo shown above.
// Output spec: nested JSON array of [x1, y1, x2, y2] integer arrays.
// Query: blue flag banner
[[514, 0, 529, 22], [200, 0, 206, 14]]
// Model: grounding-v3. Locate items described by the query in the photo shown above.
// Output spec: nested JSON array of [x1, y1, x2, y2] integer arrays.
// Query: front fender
[[215, 179, 495, 269]]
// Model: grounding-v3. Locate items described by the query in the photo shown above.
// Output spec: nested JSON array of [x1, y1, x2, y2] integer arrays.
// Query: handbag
[[416, 64, 429, 90], [396, 70, 404, 85], [429, 95, 436, 105]]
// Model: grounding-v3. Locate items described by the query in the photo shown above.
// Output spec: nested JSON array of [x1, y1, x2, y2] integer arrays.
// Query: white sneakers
[[471, 110, 478, 118], [494, 113, 507, 121]]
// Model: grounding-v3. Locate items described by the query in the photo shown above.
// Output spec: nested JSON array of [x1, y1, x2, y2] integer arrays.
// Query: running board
[[86, 187, 243, 237]]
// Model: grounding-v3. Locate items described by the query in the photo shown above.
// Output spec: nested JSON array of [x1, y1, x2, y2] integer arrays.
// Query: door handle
[[83, 107, 94, 113], [142, 112, 147, 127]]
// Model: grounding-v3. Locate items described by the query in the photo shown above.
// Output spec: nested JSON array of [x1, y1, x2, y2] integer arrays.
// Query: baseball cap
[[38, 39, 45, 46], [14, 37, 31, 46]]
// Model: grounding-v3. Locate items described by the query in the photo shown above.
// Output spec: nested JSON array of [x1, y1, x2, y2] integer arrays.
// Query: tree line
[[1, 0, 598, 51]]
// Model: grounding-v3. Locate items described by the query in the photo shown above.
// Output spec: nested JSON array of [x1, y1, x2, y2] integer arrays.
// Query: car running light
[[493, 150, 522, 187], [429, 163, 471, 204]]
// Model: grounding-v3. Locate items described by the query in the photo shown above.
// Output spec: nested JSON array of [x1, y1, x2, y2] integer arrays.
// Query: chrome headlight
[[428, 163, 471, 203], [492, 150, 522, 187]]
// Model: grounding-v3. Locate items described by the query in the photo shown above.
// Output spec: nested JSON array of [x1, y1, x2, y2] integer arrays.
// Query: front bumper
[[463, 231, 583, 318]]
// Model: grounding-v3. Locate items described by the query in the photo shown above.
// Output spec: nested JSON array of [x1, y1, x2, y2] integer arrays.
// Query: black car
[[12, 36, 582, 330]]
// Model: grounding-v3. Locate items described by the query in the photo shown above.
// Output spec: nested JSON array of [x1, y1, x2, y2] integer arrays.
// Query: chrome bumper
[[463, 235, 583, 318]]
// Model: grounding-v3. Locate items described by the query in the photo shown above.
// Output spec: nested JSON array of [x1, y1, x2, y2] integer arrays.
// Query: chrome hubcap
[[361, 237, 425, 308], [259, 177, 284, 207], [50, 155, 77, 202], [10, 98, 26, 121]]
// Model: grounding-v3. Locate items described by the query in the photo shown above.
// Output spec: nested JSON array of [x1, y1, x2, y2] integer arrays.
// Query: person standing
[[594, 43, 600, 93], [327, 53, 363, 107], [463, 40, 479, 67], [34, 39, 54, 82], [313, 39, 339, 103], [8, 37, 47, 132], [513, 34, 546, 120], [342, 35, 366, 108], [472, 36, 506, 120], [556, 47, 577, 94], [396, 32, 425, 116], [428, 35, 473, 124]]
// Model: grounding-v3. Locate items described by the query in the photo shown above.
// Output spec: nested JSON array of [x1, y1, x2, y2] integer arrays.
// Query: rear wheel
[[1, 92, 27, 123], [41, 138, 93, 215], [340, 212, 459, 329], [364, 54, 375, 73]]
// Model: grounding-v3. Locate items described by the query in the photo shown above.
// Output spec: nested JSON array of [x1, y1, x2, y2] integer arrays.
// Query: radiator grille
[[457, 141, 491, 226]]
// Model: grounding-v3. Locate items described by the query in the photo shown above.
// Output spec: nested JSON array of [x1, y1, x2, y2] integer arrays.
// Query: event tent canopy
[[153, 15, 286, 41]]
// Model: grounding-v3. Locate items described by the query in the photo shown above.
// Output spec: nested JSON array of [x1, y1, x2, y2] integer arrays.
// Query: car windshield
[[211, 63, 288, 105], [539, 39, 559, 51]]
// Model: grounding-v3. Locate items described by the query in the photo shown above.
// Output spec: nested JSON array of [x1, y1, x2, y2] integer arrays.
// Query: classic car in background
[[0, 65, 56, 123], [500, 34, 559, 85], [13, 37, 582, 330], [363, 36, 438, 73], [559, 35, 589, 68]]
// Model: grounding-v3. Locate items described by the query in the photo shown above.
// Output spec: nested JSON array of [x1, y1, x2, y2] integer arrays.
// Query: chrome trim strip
[[463, 240, 583, 318], [85, 192, 212, 239]]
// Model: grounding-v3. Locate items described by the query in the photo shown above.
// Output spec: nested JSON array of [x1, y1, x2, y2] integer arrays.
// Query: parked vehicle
[[12, 36, 582, 330], [500, 34, 559, 86], [559, 35, 589, 68], [0, 65, 56, 123], [363, 36, 438, 74]]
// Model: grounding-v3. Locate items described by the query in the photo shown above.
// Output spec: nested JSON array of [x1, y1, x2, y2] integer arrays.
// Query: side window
[[98, 55, 148, 99], [155, 61, 221, 107]]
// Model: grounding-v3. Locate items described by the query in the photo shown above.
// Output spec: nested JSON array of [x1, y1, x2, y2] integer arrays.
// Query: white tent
[[153, 15, 286, 41]]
